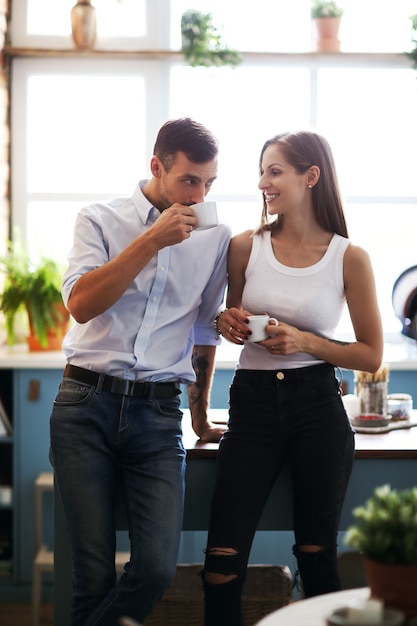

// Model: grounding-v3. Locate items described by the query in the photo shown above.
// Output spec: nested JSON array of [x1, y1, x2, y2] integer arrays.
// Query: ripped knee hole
[[207, 547, 238, 556], [204, 547, 238, 585], [204, 571, 238, 585], [297, 545, 325, 553]]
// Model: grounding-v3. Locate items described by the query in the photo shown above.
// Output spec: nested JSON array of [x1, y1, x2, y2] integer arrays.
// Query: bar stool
[[32, 472, 54, 626], [31, 472, 130, 626]]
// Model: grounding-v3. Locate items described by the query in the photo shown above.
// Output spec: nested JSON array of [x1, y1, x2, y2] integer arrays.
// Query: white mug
[[0, 485, 12, 505], [246, 315, 278, 342], [192, 201, 218, 230]]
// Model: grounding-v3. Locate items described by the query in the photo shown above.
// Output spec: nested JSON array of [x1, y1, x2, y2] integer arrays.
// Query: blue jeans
[[203, 363, 355, 625], [49, 377, 186, 626]]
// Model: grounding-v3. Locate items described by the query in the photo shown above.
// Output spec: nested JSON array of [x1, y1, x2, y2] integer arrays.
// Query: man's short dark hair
[[154, 117, 218, 171]]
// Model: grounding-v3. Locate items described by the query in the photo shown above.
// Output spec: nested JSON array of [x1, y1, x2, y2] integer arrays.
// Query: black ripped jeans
[[203, 363, 355, 626]]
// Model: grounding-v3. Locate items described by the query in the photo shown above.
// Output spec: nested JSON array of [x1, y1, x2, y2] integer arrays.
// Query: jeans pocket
[[54, 379, 95, 406], [153, 396, 183, 419]]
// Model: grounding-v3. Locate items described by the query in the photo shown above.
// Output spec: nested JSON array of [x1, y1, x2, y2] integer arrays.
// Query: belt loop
[[146, 382, 154, 399], [96, 373, 105, 394]]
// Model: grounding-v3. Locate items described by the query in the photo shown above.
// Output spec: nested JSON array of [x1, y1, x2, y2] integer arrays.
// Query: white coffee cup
[[246, 315, 278, 342], [192, 201, 218, 230], [0, 485, 12, 505]]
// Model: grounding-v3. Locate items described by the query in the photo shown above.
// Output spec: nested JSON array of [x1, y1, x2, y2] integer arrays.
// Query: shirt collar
[[134, 180, 160, 224]]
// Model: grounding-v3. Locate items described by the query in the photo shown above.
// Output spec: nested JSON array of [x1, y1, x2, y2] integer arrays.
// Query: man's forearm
[[188, 345, 216, 429]]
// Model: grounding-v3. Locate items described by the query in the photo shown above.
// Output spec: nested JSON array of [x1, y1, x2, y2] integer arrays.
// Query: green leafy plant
[[345, 484, 417, 566], [180, 9, 241, 68], [0, 240, 66, 348], [408, 13, 417, 71], [311, 0, 344, 18]]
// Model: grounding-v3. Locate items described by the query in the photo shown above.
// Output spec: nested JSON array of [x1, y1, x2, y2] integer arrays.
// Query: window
[[9, 0, 417, 339]]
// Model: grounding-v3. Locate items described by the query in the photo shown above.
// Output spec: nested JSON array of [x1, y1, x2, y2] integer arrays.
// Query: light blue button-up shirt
[[62, 181, 231, 383]]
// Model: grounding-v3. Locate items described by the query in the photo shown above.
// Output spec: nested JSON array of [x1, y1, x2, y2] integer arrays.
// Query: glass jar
[[354, 379, 388, 417], [387, 393, 413, 421]]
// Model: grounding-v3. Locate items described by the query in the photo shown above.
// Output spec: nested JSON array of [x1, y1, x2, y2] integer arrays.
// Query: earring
[[308, 184, 313, 189]]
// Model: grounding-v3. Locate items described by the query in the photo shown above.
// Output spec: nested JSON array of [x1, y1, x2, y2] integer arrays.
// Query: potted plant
[[408, 13, 417, 72], [180, 9, 241, 68], [345, 484, 417, 619], [311, 0, 344, 52], [0, 240, 69, 350]]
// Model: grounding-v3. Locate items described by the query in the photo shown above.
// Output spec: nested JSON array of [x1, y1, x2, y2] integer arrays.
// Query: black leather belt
[[63, 364, 181, 399]]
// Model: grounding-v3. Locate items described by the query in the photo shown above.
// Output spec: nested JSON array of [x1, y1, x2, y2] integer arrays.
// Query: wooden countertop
[[183, 409, 417, 460]]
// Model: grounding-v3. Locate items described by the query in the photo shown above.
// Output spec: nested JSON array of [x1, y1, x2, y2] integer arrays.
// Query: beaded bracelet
[[214, 309, 228, 339]]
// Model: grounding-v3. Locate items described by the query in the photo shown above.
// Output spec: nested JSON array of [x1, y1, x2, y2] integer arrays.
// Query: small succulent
[[311, 0, 344, 19]]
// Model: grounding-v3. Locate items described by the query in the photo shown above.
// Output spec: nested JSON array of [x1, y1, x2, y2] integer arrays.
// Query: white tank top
[[238, 231, 350, 370]]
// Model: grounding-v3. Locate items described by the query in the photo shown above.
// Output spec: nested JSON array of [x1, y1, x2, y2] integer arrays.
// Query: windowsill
[[2, 47, 411, 67]]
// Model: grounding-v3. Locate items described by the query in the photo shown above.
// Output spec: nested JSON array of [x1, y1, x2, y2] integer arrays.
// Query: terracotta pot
[[27, 303, 70, 352], [71, 0, 97, 50], [311, 17, 341, 52], [365, 557, 417, 621]]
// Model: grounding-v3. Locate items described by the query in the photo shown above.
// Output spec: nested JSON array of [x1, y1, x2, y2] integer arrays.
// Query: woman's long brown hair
[[257, 130, 348, 238]]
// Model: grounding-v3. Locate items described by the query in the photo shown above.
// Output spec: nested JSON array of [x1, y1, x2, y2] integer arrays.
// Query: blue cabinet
[[0, 360, 64, 600], [14, 369, 62, 583]]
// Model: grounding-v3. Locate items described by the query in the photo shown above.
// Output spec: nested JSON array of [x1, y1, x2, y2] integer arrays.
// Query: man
[[49, 118, 230, 625]]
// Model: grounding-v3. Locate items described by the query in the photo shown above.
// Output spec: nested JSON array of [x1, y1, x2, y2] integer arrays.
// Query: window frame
[[7, 0, 417, 344]]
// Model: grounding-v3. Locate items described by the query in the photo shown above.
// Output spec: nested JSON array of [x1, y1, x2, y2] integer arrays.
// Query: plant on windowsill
[[345, 484, 417, 620], [311, 0, 344, 52], [0, 240, 69, 351], [311, 0, 344, 18], [408, 13, 417, 71], [180, 9, 241, 68]]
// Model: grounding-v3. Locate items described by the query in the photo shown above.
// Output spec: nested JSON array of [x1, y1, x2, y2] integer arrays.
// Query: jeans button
[[276, 371, 285, 380]]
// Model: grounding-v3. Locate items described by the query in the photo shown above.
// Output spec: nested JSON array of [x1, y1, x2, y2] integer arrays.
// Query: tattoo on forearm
[[189, 351, 209, 404], [325, 338, 350, 347], [312, 331, 350, 347]]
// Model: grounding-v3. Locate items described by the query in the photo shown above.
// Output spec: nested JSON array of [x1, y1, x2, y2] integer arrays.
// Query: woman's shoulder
[[230, 229, 256, 249], [228, 229, 258, 269], [343, 241, 372, 269]]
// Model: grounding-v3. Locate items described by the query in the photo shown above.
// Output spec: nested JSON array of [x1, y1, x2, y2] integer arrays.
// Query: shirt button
[[276, 371, 285, 381]]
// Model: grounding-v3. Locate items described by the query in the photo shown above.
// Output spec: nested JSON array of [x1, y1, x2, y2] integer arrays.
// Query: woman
[[202, 130, 383, 626]]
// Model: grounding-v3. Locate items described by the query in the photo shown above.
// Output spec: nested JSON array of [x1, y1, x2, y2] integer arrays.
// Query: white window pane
[[26, 201, 83, 263], [171, 0, 311, 52], [316, 67, 417, 197], [27, 0, 146, 38], [169, 65, 311, 195], [27, 73, 146, 194], [27, 0, 74, 36], [171, 0, 415, 53], [18, 0, 417, 52], [340, 0, 415, 53], [342, 202, 417, 336], [216, 200, 262, 236]]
